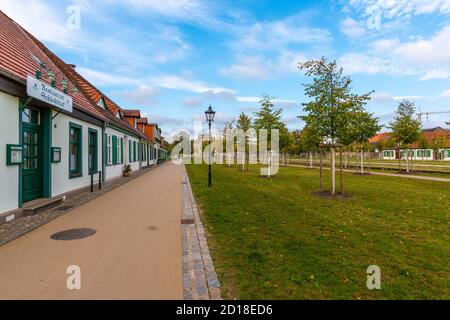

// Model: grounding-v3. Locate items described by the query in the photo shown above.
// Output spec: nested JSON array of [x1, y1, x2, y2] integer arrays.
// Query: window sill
[[69, 172, 83, 179]]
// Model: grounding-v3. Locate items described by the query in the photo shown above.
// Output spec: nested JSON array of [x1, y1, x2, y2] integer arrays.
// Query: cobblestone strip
[[182, 165, 222, 300], [0, 165, 159, 247]]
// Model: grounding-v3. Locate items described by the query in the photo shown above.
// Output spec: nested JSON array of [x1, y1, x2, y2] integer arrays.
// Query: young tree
[[300, 124, 322, 168], [236, 112, 252, 170], [388, 100, 422, 173], [223, 120, 235, 167], [253, 94, 284, 144], [299, 57, 373, 195], [350, 111, 381, 174], [253, 95, 286, 175]]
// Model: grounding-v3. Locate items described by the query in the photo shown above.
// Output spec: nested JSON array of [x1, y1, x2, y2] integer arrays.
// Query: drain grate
[[53, 205, 74, 212], [51, 228, 96, 241]]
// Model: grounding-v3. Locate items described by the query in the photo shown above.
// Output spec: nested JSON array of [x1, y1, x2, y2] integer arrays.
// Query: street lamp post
[[205, 105, 216, 188]]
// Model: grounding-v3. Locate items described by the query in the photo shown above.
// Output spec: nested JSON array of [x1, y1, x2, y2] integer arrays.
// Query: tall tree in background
[[288, 130, 302, 155], [432, 131, 448, 161], [236, 112, 252, 170], [388, 100, 421, 173], [299, 57, 373, 195]]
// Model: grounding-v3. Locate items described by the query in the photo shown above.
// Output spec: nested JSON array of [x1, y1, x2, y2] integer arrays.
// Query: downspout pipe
[[102, 120, 109, 182]]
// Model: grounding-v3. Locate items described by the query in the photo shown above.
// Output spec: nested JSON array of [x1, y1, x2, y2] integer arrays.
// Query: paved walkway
[[0, 162, 183, 300], [181, 166, 221, 300], [288, 164, 450, 182]]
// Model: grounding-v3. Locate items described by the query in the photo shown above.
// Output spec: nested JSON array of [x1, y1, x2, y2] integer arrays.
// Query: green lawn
[[186, 164, 450, 300]]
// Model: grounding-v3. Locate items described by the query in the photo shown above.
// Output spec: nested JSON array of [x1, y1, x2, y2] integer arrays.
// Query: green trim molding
[[51, 147, 62, 163], [6, 144, 23, 165], [69, 122, 83, 179]]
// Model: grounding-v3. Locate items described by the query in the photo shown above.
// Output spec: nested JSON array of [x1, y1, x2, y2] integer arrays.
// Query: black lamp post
[[205, 105, 216, 188]]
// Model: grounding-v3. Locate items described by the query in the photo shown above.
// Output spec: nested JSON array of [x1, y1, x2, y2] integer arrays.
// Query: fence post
[[90, 171, 94, 193]]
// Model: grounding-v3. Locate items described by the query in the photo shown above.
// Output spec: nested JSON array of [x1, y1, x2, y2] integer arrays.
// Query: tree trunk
[[344, 147, 348, 169], [360, 148, 364, 175], [331, 147, 336, 195], [406, 148, 410, 173], [340, 147, 343, 193], [320, 147, 323, 192], [309, 151, 313, 168]]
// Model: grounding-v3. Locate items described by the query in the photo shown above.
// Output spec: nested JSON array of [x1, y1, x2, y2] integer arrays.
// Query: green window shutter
[[133, 141, 137, 162], [112, 136, 118, 165], [129, 142, 132, 162], [121, 138, 124, 164]]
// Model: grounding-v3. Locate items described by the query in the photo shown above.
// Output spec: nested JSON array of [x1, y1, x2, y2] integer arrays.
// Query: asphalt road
[[0, 162, 183, 300]]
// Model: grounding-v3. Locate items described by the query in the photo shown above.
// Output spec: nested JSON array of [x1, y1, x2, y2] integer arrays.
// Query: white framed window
[[97, 98, 106, 109], [117, 138, 122, 164]]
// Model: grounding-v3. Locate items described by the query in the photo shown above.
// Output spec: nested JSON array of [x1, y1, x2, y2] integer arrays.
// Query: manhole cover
[[51, 228, 96, 241]]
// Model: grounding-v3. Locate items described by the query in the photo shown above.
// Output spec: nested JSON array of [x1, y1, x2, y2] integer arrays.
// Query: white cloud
[[221, 51, 309, 80], [149, 114, 186, 126], [123, 85, 160, 106], [371, 38, 401, 53], [229, 14, 331, 52], [393, 26, 450, 65], [420, 69, 450, 80], [440, 88, 450, 98], [338, 53, 408, 75], [340, 18, 366, 38], [347, 0, 450, 18], [122, 0, 234, 30], [219, 56, 269, 80], [202, 90, 237, 101], [182, 97, 203, 107], [0, 0, 75, 47], [344, 26, 450, 79], [371, 92, 395, 104], [77, 67, 140, 86], [150, 75, 235, 94], [393, 95, 424, 100]]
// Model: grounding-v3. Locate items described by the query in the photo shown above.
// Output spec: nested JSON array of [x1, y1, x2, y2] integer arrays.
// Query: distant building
[[370, 127, 450, 161]]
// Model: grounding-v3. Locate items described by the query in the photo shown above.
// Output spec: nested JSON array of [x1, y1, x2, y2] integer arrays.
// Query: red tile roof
[[0, 10, 106, 120], [370, 127, 450, 148], [0, 10, 149, 140], [123, 109, 141, 117], [137, 117, 148, 124]]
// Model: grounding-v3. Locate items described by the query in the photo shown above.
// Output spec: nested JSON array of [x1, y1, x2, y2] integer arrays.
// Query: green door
[[22, 117, 43, 202]]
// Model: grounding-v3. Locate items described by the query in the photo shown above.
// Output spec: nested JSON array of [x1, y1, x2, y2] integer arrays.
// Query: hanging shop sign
[[26, 76, 73, 113]]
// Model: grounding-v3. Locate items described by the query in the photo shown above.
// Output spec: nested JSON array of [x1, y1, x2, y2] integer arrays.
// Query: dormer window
[[97, 98, 106, 109]]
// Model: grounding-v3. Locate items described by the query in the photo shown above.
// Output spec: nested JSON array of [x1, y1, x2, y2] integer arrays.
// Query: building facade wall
[[52, 112, 103, 197], [105, 126, 140, 180], [0, 91, 20, 213]]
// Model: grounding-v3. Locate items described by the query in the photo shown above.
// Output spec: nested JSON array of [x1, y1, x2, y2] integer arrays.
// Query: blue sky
[[2, 0, 450, 139]]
